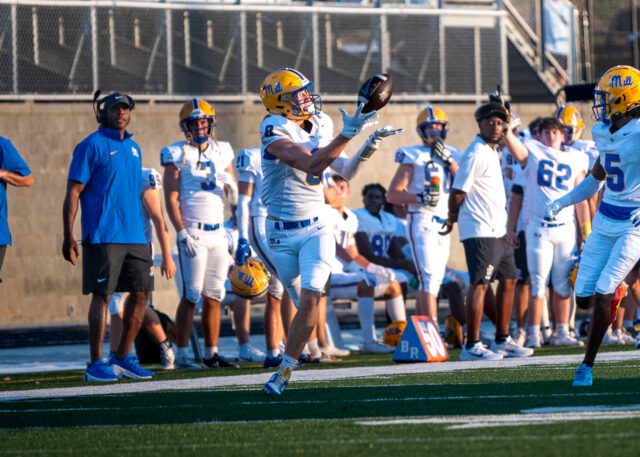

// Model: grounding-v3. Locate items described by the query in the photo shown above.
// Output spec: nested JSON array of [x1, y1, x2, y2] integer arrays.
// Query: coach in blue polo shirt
[[62, 92, 154, 382], [0, 137, 33, 282]]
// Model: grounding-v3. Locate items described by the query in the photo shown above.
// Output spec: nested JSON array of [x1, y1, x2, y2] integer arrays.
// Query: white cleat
[[459, 341, 504, 361], [160, 345, 176, 370], [175, 353, 202, 370], [320, 344, 351, 357], [238, 345, 266, 362], [490, 335, 534, 357], [511, 328, 527, 347], [550, 332, 584, 347], [360, 340, 395, 354], [601, 328, 620, 345], [525, 332, 542, 348], [614, 328, 636, 345]]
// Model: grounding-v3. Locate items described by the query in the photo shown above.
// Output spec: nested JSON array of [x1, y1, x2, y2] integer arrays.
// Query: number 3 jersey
[[260, 112, 334, 221], [592, 118, 640, 207], [160, 139, 234, 224], [522, 139, 588, 223], [394, 143, 462, 218]]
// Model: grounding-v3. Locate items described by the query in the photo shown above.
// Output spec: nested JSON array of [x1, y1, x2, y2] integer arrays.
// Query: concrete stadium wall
[[0, 100, 594, 328]]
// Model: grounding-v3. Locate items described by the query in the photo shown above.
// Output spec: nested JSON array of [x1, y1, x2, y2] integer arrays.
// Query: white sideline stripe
[[2, 350, 639, 402], [522, 404, 640, 413], [358, 409, 640, 429]]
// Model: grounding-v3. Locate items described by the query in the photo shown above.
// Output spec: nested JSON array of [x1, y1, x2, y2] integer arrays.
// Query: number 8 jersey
[[160, 138, 234, 224], [394, 144, 462, 219], [523, 139, 589, 223], [260, 112, 334, 220]]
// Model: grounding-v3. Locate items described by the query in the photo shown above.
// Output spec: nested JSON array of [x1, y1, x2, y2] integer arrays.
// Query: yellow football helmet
[[259, 68, 321, 120], [381, 321, 407, 347], [228, 257, 270, 299], [593, 65, 640, 122], [443, 315, 462, 348], [179, 98, 215, 144], [556, 105, 584, 143], [416, 105, 448, 141]]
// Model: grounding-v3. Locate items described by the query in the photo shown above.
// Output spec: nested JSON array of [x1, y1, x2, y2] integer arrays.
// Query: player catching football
[[261, 68, 401, 395]]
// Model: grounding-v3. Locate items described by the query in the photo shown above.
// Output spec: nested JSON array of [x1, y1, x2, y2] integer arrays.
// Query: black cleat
[[203, 353, 239, 369]]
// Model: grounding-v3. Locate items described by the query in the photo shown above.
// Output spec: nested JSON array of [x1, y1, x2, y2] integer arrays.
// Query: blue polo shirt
[[0, 137, 31, 246], [68, 126, 146, 244]]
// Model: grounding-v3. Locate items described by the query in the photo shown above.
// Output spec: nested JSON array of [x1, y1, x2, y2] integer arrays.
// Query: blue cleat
[[84, 360, 119, 382], [263, 354, 283, 368], [109, 353, 154, 379], [572, 363, 593, 386], [264, 367, 291, 395]]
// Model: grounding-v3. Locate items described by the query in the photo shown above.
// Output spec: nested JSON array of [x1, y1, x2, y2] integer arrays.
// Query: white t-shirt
[[260, 112, 334, 220], [394, 143, 462, 218], [235, 146, 267, 218], [452, 136, 507, 240], [353, 208, 402, 258], [522, 140, 588, 224], [160, 139, 234, 225]]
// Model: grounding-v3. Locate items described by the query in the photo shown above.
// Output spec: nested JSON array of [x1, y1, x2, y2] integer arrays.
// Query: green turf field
[[1, 348, 639, 456]]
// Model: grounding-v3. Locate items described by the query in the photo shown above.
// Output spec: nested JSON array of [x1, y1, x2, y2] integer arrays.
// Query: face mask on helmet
[[282, 84, 322, 120], [592, 65, 640, 124], [416, 106, 448, 141], [260, 68, 322, 121], [179, 99, 216, 144]]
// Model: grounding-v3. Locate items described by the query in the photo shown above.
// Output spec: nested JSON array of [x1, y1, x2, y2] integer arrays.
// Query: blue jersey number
[[536, 160, 572, 190], [424, 165, 451, 193], [371, 234, 391, 257], [306, 147, 322, 186], [198, 160, 216, 191], [604, 153, 625, 192]]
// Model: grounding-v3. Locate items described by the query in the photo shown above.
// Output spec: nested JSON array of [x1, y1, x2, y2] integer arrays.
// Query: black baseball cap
[[103, 92, 134, 110]]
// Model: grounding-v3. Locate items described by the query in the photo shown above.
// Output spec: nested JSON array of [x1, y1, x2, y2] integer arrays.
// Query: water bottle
[[428, 175, 440, 207]]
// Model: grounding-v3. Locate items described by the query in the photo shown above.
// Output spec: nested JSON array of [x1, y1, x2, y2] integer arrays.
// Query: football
[[357, 73, 393, 113]]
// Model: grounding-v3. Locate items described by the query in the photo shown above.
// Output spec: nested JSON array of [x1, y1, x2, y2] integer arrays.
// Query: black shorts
[[82, 243, 154, 295], [514, 231, 530, 285], [462, 236, 517, 285]]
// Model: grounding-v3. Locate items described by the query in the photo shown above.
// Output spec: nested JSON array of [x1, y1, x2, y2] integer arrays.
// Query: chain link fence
[[0, 1, 507, 101]]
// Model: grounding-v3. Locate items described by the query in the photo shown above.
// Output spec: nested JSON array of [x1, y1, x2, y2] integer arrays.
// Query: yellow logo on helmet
[[228, 257, 270, 299], [556, 105, 584, 143], [259, 68, 321, 121], [179, 98, 216, 144], [593, 65, 640, 122], [416, 105, 448, 141]]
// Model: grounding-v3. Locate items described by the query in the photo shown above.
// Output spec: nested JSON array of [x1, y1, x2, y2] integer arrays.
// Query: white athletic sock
[[204, 346, 217, 359], [281, 354, 297, 370], [386, 296, 406, 322], [528, 325, 540, 337], [557, 323, 569, 336], [307, 338, 320, 356], [267, 349, 280, 358], [177, 347, 189, 360], [358, 297, 376, 344]]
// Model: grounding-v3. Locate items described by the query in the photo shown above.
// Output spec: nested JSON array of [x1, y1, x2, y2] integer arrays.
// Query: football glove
[[178, 229, 198, 258], [544, 200, 563, 221], [339, 103, 379, 138], [417, 190, 439, 207], [235, 237, 251, 265], [431, 139, 453, 166], [366, 263, 396, 283]]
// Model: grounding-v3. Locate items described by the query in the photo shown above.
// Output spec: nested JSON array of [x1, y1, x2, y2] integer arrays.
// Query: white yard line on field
[[1, 350, 639, 402]]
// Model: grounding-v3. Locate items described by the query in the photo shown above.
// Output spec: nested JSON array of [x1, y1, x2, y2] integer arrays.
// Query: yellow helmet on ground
[[179, 98, 215, 144], [556, 105, 584, 143], [443, 315, 463, 348], [382, 321, 407, 347], [416, 105, 449, 141], [259, 68, 321, 120], [592, 65, 640, 122], [228, 258, 270, 299]]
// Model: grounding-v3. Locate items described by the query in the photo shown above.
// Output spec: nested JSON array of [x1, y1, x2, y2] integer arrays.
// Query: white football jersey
[[160, 139, 234, 225], [235, 146, 267, 218], [501, 147, 517, 205], [394, 143, 462, 218], [453, 136, 507, 240], [522, 139, 589, 223], [570, 139, 598, 171], [511, 161, 529, 233], [141, 167, 161, 243], [260, 112, 334, 220], [353, 208, 401, 258], [329, 206, 359, 272], [592, 118, 640, 207]]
